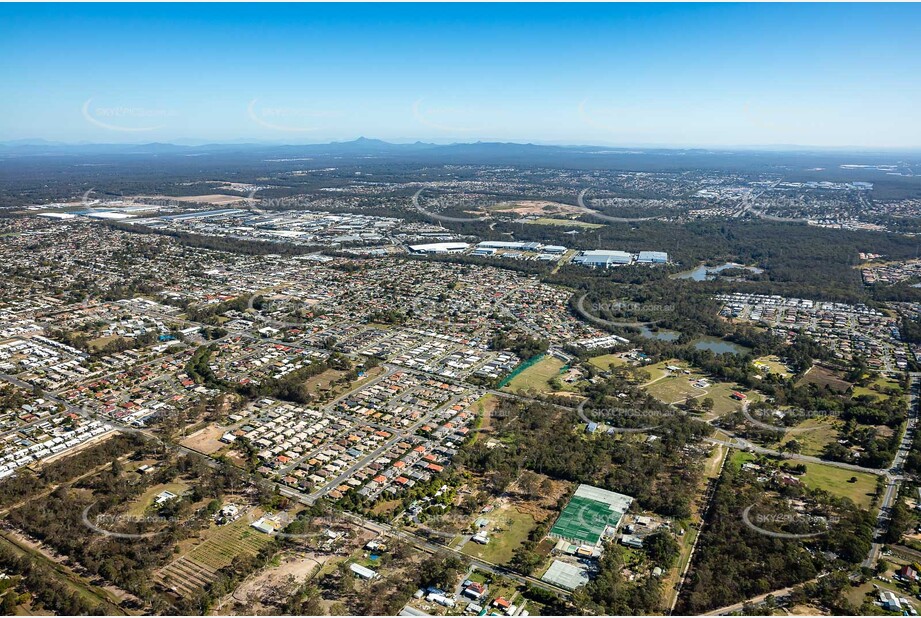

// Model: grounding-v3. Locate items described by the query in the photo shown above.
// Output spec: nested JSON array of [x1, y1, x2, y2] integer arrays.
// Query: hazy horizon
[[2, 3, 920, 148], [4, 136, 921, 154]]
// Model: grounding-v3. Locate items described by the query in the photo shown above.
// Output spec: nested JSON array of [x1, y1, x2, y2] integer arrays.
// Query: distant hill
[[1, 138, 919, 180]]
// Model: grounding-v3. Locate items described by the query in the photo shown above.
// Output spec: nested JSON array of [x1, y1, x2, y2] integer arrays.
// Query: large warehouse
[[407, 242, 469, 254], [636, 251, 668, 264], [549, 484, 634, 547], [572, 250, 633, 268]]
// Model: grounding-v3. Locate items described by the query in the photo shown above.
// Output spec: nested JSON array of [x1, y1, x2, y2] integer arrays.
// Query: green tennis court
[[549, 485, 633, 545]]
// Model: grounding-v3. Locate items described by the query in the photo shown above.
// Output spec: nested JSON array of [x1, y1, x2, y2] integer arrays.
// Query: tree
[[644, 531, 680, 569]]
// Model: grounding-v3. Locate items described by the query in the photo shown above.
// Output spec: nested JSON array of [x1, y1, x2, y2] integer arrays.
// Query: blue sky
[[2, 3, 919, 147]]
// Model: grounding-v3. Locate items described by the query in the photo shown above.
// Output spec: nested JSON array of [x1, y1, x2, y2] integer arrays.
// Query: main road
[[862, 372, 920, 568]]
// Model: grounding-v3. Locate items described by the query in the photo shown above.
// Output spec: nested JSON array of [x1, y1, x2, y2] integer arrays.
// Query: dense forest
[[455, 398, 710, 519], [676, 464, 874, 614]]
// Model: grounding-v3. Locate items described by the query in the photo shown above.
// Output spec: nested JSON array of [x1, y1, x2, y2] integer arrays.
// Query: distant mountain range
[[1, 138, 918, 178], [2, 137, 917, 157]]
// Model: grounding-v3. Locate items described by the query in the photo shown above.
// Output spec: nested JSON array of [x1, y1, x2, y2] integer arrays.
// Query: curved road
[[576, 188, 665, 223]]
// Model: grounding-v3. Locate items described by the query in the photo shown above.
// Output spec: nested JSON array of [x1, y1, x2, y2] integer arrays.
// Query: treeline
[[0, 433, 145, 510], [184, 344, 222, 388], [490, 332, 549, 360], [902, 314, 921, 344], [182, 295, 249, 323], [732, 370, 908, 468], [5, 451, 252, 612], [456, 398, 711, 519], [0, 545, 104, 615], [49, 327, 159, 358], [367, 309, 407, 325], [237, 355, 349, 404], [676, 465, 874, 614], [184, 343, 346, 405]]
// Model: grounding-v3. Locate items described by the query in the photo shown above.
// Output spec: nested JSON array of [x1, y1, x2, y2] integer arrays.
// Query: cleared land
[[797, 365, 852, 393], [853, 375, 904, 401], [798, 462, 878, 511], [588, 353, 627, 371], [461, 504, 536, 565], [180, 424, 227, 455], [642, 362, 755, 417], [470, 393, 499, 444], [125, 482, 189, 518], [753, 355, 793, 378], [772, 417, 839, 457], [488, 200, 582, 216], [524, 217, 604, 229], [502, 356, 567, 394], [729, 451, 877, 510], [87, 335, 126, 351], [146, 194, 252, 205]]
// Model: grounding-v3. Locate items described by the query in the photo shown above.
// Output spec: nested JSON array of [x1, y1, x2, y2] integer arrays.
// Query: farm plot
[[156, 510, 274, 597]]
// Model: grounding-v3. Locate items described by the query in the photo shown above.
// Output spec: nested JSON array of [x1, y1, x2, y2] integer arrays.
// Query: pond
[[672, 262, 764, 282], [691, 336, 750, 355], [638, 325, 682, 341]]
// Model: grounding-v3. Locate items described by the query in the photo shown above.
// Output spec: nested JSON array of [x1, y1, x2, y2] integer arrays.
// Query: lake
[[638, 325, 682, 341], [691, 336, 750, 355]]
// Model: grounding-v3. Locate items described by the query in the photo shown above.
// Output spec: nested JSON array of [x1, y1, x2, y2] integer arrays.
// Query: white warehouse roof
[[408, 242, 469, 254]]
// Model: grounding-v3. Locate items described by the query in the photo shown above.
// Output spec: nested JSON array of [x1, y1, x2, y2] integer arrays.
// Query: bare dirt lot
[[180, 424, 227, 455], [490, 200, 582, 216], [146, 194, 253, 205], [796, 364, 852, 393], [221, 551, 336, 613]]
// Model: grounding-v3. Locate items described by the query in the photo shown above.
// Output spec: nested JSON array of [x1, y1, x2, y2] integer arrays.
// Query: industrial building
[[542, 560, 591, 591], [407, 242, 469, 254], [636, 251, 668, 264], [475, 240, 565, 253], [572, 250, 633, 268]]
